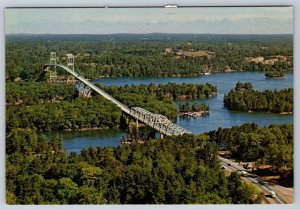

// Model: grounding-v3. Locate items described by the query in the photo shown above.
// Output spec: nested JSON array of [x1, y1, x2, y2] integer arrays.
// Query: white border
[[0, 1, 298, 209]]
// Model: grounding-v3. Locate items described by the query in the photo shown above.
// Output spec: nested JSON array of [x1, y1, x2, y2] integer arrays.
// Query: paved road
[[219, 156, 288, 204]]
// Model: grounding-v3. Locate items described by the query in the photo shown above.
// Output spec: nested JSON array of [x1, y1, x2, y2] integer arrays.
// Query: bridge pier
[[76, 82, 92, 97], [136, 119, 139, 129]]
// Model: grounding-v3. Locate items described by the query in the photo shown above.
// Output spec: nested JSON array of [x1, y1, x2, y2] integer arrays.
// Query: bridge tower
[[66, 53, 76, 83], [66, 54, 75, 71], [49, 52, 57, 81]]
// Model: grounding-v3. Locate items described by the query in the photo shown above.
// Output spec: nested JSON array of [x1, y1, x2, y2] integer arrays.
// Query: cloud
[[5, 7, 293, 34]]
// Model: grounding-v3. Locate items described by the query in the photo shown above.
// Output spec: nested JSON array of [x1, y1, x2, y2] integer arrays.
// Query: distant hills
[[6, 33, 293, 42]]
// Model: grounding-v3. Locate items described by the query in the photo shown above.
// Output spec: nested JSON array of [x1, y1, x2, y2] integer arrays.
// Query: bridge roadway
[[45, 63, 192, 136]]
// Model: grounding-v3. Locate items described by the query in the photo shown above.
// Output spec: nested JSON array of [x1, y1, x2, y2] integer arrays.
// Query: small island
[[179, 102, 209, 118], [224, 82, 293, 114], [265, 71, 285, 79]]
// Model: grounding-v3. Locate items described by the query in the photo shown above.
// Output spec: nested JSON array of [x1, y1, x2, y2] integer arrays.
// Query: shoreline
[[179, 111, 209, 118], [92, 71, 293, 81], [279, 112, 293, 115], [62, 127, 115, 131]]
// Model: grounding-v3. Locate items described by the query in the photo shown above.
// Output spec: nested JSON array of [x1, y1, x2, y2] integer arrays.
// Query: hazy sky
[[5, 7, 293, 34]]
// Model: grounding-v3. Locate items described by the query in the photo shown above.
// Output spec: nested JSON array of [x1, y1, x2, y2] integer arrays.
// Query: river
[[59, 72, 293, 153]]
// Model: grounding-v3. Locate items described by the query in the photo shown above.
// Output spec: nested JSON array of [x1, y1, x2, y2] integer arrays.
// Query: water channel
[[59, 72, 293, 153]]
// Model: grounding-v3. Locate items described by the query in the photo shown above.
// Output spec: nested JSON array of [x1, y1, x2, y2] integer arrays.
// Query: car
[[262, 191, 276, 198], [240, 171, 248, 177], [248, 174, 258, 178], [258, 178, 265, 185], [269, 191, 276, 198]]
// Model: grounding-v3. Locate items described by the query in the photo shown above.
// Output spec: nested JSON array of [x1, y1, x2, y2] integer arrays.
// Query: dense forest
[[6, 129, 262, 204], [6, 82, 78, 105], [223, 82, 293, 113], [6, 96, 123, 131], [101, 82, 217, 100], [5, 33, 294, 204], [6, 34, 293, 81], [6, 80, 275, 204], [208, 123, 293, 178], [6, 82, 216, 131]]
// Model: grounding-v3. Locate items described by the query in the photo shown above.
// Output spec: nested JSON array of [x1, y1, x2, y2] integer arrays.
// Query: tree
[[57, 177, 78, 204]]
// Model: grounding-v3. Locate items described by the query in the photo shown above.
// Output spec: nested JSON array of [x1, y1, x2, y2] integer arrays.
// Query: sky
[[5, 7, 293, 34]]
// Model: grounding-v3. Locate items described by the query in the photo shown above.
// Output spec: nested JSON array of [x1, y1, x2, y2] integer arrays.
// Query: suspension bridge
[[44, 52, 192, 137]]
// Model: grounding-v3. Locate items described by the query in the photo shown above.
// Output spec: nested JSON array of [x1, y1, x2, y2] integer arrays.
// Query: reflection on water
[[46, 129, 123, 154]]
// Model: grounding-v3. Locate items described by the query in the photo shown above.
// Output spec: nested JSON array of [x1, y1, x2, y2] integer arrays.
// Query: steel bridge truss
[[130, 107, 191, 136], [45, 52, 192, 136]]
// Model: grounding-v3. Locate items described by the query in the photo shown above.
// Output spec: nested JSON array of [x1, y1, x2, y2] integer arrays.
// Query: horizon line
[[5, 33, 293, 36]]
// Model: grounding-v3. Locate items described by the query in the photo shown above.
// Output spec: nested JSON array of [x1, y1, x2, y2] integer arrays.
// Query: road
[[219, 156, 288, 204]]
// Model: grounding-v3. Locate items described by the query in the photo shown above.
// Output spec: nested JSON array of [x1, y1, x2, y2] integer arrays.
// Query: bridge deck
[[45, 63, 192, 136]]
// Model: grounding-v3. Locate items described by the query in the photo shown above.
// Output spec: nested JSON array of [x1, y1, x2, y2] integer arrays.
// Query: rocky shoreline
[[180, 111, 209, 118]]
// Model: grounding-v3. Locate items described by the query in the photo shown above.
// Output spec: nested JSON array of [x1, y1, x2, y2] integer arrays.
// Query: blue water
[[96, 72, 293, 93], [176, 98, 292, 135], [60, 72, 293, 153], [47, 129, 123, 154]]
